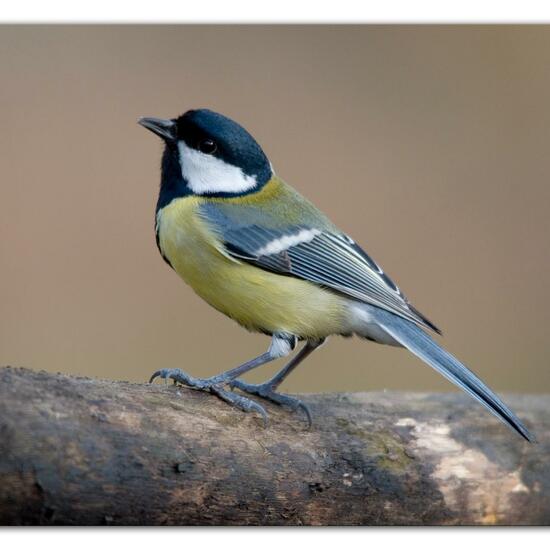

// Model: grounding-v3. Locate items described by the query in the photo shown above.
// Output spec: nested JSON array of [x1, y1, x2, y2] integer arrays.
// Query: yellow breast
[[156, 197, 349, 338]]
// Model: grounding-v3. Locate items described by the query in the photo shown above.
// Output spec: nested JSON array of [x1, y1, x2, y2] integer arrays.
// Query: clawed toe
[[149, 368, 202, 388], [211, 385, 269, 427], [229, 380, 312, 428], [149, 369, 268, 425], [147, 338, 322, 429], [149, 368, 166, 384]]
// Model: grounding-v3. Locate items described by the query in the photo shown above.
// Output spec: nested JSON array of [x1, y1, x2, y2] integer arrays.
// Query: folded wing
[[199, 202, 440, 333]]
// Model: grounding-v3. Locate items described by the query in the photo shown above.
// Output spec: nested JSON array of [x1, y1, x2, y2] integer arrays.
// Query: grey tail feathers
[[370, 307, 535, 443]]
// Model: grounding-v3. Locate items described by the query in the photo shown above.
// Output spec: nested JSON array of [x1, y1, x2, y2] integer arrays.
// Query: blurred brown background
[[1, 25, 549, 394]]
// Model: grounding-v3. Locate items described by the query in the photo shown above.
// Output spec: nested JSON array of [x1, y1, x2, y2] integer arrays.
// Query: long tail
[[369, 307, 535, 442]]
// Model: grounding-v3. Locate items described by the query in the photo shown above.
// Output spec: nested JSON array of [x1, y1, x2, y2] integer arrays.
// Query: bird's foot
[[149, 368, 268, 426], [229, 379, 312, 428]]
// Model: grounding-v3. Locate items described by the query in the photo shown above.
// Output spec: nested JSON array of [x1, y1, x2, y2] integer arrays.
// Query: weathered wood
[[0, 366, 548, 525]]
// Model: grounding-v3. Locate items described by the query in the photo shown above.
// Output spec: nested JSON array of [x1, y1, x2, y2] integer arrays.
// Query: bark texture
[[0, 366, 548, 526]]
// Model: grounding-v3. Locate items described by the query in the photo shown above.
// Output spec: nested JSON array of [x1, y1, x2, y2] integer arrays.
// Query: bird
[[139, 108, 534, 442]]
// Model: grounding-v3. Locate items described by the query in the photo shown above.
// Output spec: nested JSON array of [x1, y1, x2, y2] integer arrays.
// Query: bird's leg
[[230, 338, 326, 428], [149, 333, 297, 424]]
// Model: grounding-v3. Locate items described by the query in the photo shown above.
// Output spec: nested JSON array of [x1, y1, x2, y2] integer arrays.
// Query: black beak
[[138, 117, 177, 142]]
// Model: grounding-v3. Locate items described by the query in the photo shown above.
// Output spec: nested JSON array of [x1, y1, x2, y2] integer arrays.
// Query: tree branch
[[0, 366, 547, 525]]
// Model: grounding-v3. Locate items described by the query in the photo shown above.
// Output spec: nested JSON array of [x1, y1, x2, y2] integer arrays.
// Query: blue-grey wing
[[198, 202, 440, 333]]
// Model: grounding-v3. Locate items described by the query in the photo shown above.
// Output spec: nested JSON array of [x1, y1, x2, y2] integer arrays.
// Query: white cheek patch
[[177, 141, 258, 195], [256, 228, 322, 256]]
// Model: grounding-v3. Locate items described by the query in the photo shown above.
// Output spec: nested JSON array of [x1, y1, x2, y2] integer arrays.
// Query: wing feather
[[199, 202, 440, 333]]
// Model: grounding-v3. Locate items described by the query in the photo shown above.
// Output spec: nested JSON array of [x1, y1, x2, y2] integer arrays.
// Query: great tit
[[139, 108, 533, 441]]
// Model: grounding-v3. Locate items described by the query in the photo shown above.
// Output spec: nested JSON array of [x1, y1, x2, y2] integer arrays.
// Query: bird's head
[[139, 109, 272, 203]]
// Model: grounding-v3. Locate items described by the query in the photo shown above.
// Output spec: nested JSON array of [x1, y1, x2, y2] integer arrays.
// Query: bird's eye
[[198, 139, 217, 155]]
